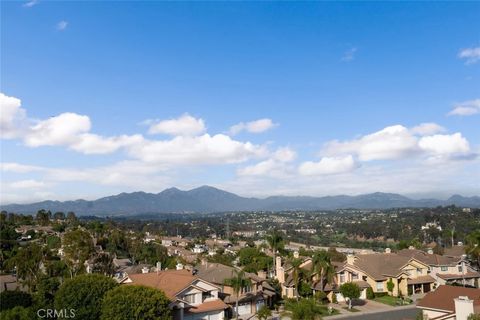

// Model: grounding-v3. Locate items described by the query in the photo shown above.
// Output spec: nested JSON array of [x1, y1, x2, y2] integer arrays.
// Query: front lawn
[[374, 295, 412, 306]]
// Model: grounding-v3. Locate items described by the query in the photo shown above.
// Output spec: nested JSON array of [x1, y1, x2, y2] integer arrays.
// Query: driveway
[[325, 305, 417, 320]]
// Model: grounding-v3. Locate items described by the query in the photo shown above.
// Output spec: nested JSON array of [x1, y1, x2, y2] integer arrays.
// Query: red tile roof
[[127, 269, 196, 300], [186, 299, 228, 313], [417, 285, 480, 312]]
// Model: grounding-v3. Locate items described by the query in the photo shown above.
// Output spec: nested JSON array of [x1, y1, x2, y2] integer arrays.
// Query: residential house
[[417, 285, 480, 320], [338, 250, 434, 297], [397, 249, 480, 288], [123, 269, 228, 320], [195, 262, 276, 318]]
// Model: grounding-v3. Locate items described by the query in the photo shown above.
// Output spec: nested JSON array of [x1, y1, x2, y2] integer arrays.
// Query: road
[[326, 306, 418, 320]]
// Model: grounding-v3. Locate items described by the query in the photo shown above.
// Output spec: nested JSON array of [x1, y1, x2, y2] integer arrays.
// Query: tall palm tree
[[224, 270, 250, 319], [312, 251, 335, 293], [466, 230, 480, 268], [290, 257, 303, 300], [266, 231, 284, 277]]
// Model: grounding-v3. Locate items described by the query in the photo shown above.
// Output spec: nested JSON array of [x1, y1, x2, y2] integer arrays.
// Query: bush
[[0, 291, 32, 310], [101, 285, 171, 320], [0, 306, 35, 320], [374, 292, 388, 298], [257, 305, 272, 320], [314, 291, 327, 304], [54, 274, 117, 320], [331, 292, 338, 303], [366, 287, 375, 299]]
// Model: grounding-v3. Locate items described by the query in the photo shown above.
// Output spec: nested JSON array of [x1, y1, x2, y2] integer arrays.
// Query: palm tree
[[266, 231, 284, 277], [290, 257, 303, 300], [466, 230, 480, 268], [312, 251, 335, 293], [224, 269, 250, 319]]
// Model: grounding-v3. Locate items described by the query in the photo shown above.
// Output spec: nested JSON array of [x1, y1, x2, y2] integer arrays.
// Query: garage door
[[237, 303, 251, 315]]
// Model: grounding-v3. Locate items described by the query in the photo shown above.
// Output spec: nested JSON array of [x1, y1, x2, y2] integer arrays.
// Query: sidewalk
[[325, 304, 417, 319]]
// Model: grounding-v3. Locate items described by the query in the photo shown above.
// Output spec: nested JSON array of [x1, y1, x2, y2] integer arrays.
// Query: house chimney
[[293, 251, 299, 259], [346, 254, 355, 265], [141, 267, 149, 274], [454, 296, 474, 320], [385, 248, 391, 254], [408, 246, 415, 250], [176, 263, 184, 270]]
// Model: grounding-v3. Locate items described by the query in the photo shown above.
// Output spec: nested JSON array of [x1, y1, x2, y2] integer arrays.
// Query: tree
[[387, 278, 395, 296], [266, 231, 284, 276], [257, 305, 272, 320], [284, 298, 322, 320], [312, 250, 335, 294], [0, 291, 32, 310], [466, 230, 480, 267], [66, 212, 78, 225], [53, 211, 65, 220], [62, 229, 94, 277], [289, 257, 303, 300], [34, 276, 61, 310], [0, 306, 35, 320], [92, 253, 115, 276], [7, 243, 44, 292], [101, 285, 171, 320], [36, 209, 51, 226], [224, 270, 250, 319], [366, 287, 375, 300], [54, 274, 117, 320], [339, 282, 360, 309]]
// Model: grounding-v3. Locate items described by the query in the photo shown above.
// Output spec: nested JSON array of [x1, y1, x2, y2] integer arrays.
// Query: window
[[441, 266, 448, 272], [202, 291, 214, 301], [352, 273, 358, 280], [458, 266, 463, 273], [339, 272, 345, 283], [184, 294, 196, 304], [376, 281, 383, 292], [416, 268, 421, 275]]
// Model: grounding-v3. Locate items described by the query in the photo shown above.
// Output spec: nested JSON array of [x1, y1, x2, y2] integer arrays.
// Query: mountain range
[[1, 186, 479, 215]]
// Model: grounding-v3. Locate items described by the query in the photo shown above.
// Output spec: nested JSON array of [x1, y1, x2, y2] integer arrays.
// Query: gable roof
[[352, 253, 412, 280], [417, 285, 480, 312], [397, 249, 461, 266], [127, 269, 198, 300], [196, 262, 264, 285]]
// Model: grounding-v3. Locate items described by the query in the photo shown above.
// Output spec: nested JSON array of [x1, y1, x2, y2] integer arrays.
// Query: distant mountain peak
[[1, 187, 478, 215]]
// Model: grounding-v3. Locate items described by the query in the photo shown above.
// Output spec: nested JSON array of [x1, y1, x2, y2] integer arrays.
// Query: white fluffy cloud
[[1, 162, 43, 173], [130, 134, 267, 165], [10, 179, 46, 189], [448, 99, 480, 116], [229, 118, 276, 135], [25, 112, 91, 147], [418, 133, 470, 155], [237, 147, 296, 177], [148, 114, 206, 136], [299, 155, 356, 176], [0, 93, 27, 139], [323, 125, 419, 161], [70, 133, 144, 154], [322, 124, 473, 163], [458, 46, 480, 65], [410, 123, 445, 136]]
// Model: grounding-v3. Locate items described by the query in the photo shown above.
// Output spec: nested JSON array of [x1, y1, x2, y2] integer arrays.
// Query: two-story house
[[123, 269, 228, 320], [397, 249, 480, 288], [195, 262, 276, 318]]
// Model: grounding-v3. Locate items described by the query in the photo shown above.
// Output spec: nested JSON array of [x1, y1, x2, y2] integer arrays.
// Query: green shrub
[[366, 287, 375, 299], [101, 285, 171, 320], [0, 306, 35, 320], [54, 274, 117, 320], [0, 291, 32, 310]]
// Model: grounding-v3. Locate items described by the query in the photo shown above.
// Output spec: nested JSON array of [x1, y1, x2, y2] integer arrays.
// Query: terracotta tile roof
[[437, 272, 480, 280], [127, 269, 196, 300], [196, 263, 264, 285], [407, 275, 435, 285], [186, 299, 228, 313], [417, 285, 480, 312], [353, 253, 412, 280], [397, 249, 460, 266], [443, 246, 466, 258]]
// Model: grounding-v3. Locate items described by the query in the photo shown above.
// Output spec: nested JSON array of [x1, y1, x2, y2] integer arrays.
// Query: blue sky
[[1, 1, 479, 203]]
